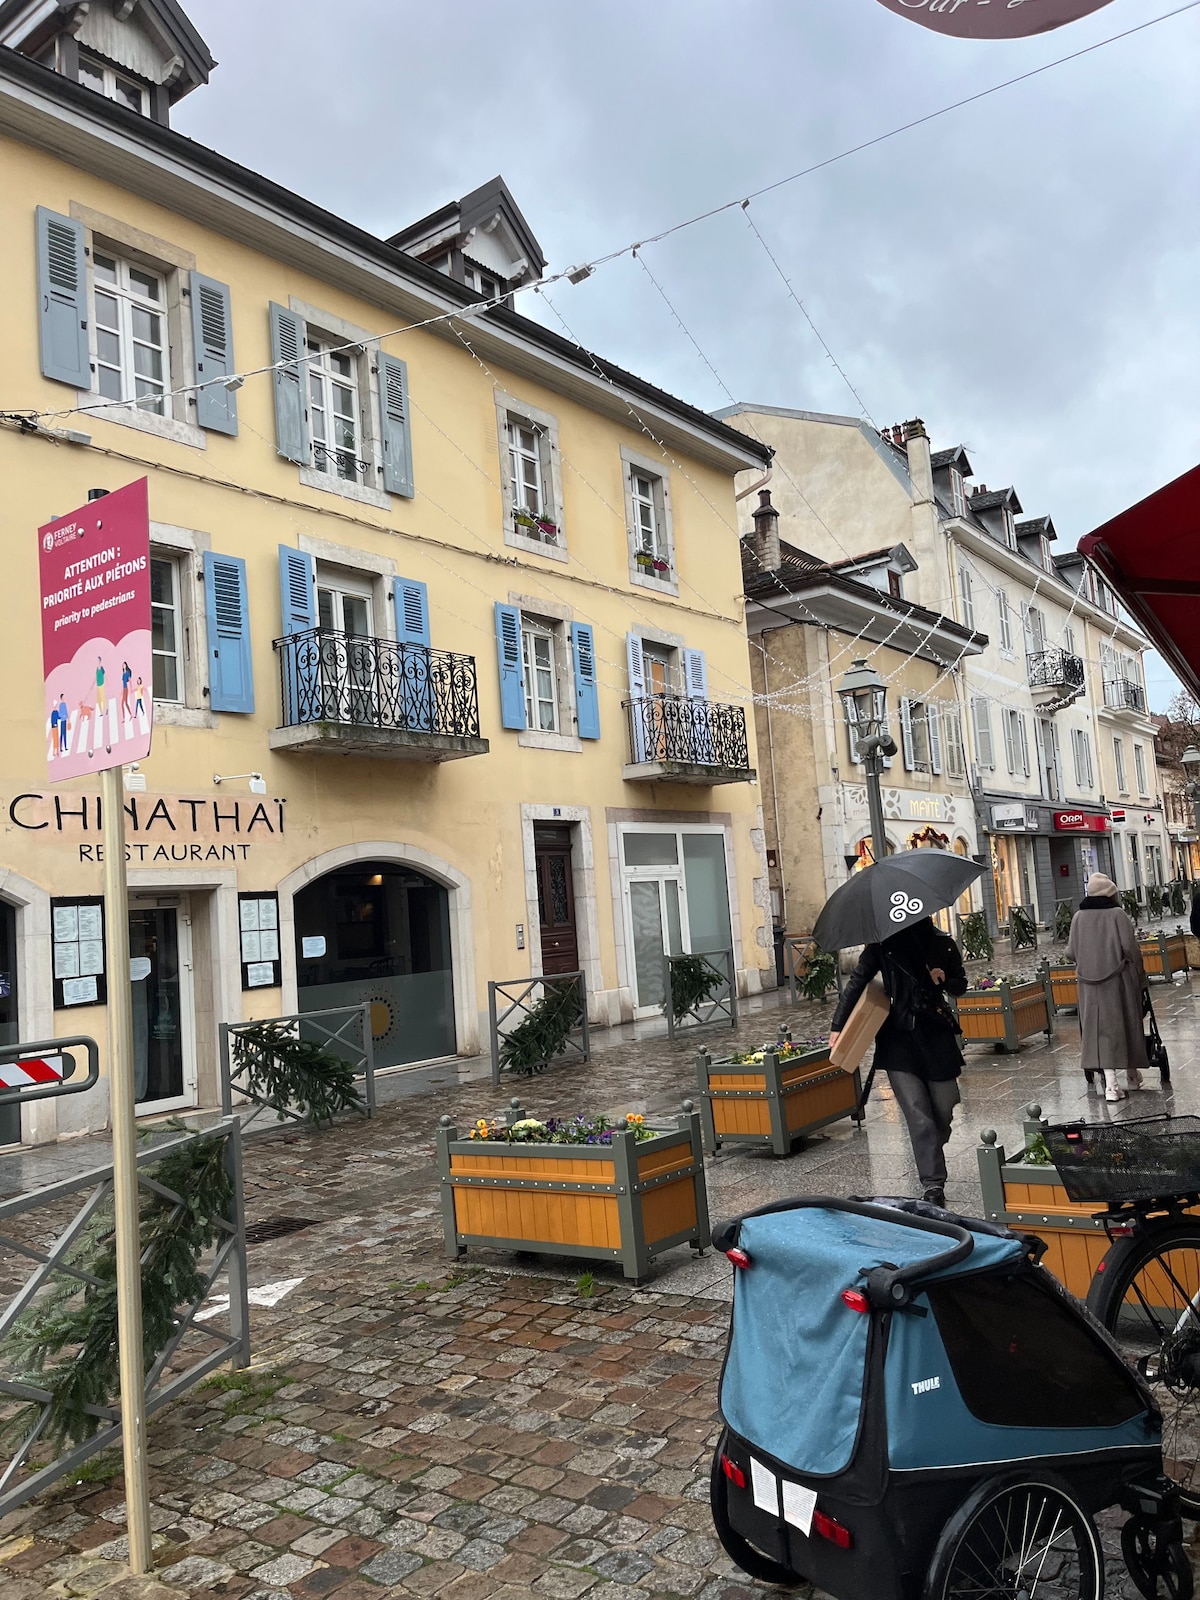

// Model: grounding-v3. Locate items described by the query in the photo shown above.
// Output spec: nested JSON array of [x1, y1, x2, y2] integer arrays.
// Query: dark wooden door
[[534, 825, 579, 975]]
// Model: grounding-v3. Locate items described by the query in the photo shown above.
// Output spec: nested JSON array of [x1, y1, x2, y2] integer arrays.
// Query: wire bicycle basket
[[1043, 1115, 1200, 1205]]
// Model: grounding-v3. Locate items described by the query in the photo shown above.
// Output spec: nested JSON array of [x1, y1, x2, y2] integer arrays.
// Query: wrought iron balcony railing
[[1027, 649, 1085, 693], [1103, 677, 1148, 714], [625, 694, 750, 769], [275, 629, 482, 739]]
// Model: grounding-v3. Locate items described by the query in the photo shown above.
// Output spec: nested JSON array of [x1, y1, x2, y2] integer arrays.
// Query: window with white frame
[[958, 565, 975, 629], [92, 253, 169, 414], [1134, 743, 1148, 795], [306, 337, 363, 484], [1064, 623, 1076, 656], [1001, 508, 1016, 550], [462, 260, 503, 300], [78, 53, 149, 115], [1114, 736, 1128, 793], [506, 415, 560, 543], [900, 698, 932, 770], [150, 555, 183, 702], [521, 619, 559, 732], [631, 470, 669, 570], [997, 589, 1013, 653]]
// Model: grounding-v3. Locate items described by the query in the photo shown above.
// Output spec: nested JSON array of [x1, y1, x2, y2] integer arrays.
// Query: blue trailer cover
[[719, 1207, 1023, 1477]]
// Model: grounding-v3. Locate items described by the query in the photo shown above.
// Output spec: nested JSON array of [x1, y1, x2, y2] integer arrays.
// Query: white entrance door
[[626, 873, 687, 1013], [131, 896, 197, 1115]]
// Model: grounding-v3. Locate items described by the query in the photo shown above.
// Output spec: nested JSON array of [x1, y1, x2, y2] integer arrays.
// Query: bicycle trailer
[[710, 1197, 1176, 1600]]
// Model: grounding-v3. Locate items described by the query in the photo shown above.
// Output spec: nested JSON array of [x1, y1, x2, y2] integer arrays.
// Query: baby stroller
[[710, 1197, 1187, 1599]]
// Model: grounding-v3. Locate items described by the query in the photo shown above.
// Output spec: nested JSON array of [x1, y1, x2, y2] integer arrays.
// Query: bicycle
[[1043, 1114, 1200, 1592]]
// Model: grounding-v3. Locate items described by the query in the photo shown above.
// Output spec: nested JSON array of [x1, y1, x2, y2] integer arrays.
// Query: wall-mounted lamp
[[213, 772, 267, 794], [123, 763, 147, 793]]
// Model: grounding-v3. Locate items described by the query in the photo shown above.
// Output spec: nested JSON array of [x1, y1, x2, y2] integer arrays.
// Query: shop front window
[[621, 828, 734, 1011], [294, 861, 456, 1067]]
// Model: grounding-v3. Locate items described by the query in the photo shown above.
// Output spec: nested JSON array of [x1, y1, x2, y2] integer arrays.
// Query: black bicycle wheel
[[1087, 1221, 1200, 1516], [1121, 1515, 1194, 1600], [923, 1476, 1102, 1600], [708, 1438, 803, 1587]]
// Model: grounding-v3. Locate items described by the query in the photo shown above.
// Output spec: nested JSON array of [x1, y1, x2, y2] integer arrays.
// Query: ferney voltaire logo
[[875, 0, 1116, 39]]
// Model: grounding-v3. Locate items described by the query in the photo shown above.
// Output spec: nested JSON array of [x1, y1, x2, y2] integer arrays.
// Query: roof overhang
[[1079, 463, 1200, 703], [745, 578, 985, 664]]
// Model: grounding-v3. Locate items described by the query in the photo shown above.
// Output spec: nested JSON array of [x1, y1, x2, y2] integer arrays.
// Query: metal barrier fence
[[488, 972, 589, 1087], [0, 1118, 249, 1515], [663, 948, 738, 1041], [784, 936, 844, 1004], [219, 1004, 375, 1132]]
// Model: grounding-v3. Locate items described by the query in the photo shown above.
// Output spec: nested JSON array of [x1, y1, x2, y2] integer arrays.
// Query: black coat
[[1191, 888, 1200, 941], [831, 922, 968, 1082]]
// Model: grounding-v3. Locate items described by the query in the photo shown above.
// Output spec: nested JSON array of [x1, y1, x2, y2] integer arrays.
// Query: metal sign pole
[[101, 762, 152, 1573]]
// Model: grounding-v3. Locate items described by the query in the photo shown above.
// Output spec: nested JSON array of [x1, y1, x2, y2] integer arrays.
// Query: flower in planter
[[652, 559, 670, 575], [513, 510, 536, 528], [465, 1112, 654, 1145], [731, 1036, 829, 1065], [536, 519, 559, 540]]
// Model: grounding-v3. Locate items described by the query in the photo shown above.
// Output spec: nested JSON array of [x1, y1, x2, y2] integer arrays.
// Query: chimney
[[750, 489, 781, 573]]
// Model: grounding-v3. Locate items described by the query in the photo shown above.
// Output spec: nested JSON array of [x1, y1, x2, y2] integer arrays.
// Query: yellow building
[[0, 1, 772, 1146]]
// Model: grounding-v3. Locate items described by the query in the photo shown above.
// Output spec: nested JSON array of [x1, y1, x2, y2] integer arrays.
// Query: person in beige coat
[[1065, 872, 1148, 1102]]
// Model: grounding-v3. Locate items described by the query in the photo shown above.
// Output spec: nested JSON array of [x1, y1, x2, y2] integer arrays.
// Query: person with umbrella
[[818, 850, 981, 1209]]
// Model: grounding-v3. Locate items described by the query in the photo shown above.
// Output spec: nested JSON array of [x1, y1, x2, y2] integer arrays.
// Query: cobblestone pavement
[[2, 956, 1199, 1599]]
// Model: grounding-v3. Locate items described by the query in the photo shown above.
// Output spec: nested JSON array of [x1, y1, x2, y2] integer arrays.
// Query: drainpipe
[[759, 631, 787, 935]]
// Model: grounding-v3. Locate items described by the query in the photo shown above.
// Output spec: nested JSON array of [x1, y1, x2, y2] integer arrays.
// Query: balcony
[[1102, 677, 1148, 716], [1027, 648, 1085, 703], [270, 630, 489, 762], [623, 694, 755, 786]]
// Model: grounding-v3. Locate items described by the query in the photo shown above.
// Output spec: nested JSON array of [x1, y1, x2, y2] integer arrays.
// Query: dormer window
[[78, 52, 149, 115], [1001, 508, 1016, 550], [462, 261, 504, 300], [888, 570, 903, 599], [949, 468, 966, 518]]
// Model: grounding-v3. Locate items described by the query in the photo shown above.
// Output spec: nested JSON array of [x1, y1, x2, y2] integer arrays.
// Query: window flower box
[[695, 1039, 861, 1157], [951, 975, 1054, 1052], [535, 518, 559, 542], [513, 510, 537, 531], [635, 549, 655, 573], [436, 1102, 709, 1284], [1139, 931, 1189, 981], [651, 558, 671, 577], [976, 1109, 1113, 1300]]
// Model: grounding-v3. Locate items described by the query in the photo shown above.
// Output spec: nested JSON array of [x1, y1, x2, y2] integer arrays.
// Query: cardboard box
[[830, 978, 890, 1073]]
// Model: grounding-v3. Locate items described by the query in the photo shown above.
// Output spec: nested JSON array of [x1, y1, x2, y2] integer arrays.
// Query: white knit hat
[[1086, 872, 1119, 898]]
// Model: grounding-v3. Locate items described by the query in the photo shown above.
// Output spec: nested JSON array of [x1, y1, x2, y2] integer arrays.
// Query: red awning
[[1079, 463, 1200, 704]]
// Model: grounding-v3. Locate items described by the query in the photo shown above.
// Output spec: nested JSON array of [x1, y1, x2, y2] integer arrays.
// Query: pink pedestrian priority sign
[[39, 479, 153, 781], [874, 0, 1116, 39]]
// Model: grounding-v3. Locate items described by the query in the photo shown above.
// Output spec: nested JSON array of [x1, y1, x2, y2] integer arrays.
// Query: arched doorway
[[293, 860, 456, 1066]]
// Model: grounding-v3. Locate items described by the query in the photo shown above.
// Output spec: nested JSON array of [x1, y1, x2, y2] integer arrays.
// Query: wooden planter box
[[976, 1112, 1109, 1300], [952, 977, 1054, 1053], [1185, 933, 1200, 970], [696, 1046, 861, 1156], [1140, 932, 1190, 982], [436, 1106, 709, 1283], [1040, 961, 1078, 1011]]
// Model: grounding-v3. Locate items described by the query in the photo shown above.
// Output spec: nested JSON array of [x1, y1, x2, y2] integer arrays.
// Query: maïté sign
[[875, 1, 1116, 38]]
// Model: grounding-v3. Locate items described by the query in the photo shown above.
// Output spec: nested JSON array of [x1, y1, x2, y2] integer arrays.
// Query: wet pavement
[[2, 948, 1199, 1599]]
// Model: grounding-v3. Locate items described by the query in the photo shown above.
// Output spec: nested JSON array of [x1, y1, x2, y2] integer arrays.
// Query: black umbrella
[[812, 849, 983, 951]]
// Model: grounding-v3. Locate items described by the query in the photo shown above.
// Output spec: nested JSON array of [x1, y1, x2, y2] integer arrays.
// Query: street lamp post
[[837, 660, 898, 869]]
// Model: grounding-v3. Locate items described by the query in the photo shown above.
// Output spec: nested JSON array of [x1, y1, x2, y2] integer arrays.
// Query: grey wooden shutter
[[899, 697, 915, 770], [972, 697, 994, 769], [683, 649, 708, 700], [927, 704, 942, 775], [845, 696, 862, 763], [1003, 709, 1016, 775], [377, 353, 414, 497], [269, 302, 308, 463], [36, 207, 89, 387], [190, 272, 237, 435]]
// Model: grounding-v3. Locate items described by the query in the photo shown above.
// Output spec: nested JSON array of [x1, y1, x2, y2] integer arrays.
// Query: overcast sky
[[177, 0, 1199, 710]]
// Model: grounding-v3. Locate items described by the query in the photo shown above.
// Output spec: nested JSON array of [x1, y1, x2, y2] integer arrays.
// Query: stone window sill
[[299, 465, 390, 511], [78, 395, 205, 450], [505, 528, 569, 564], [518, 729, 583, 753]]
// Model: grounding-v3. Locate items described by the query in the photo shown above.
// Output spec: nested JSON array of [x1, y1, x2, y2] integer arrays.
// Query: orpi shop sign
[[1054, 811, 1109, 834], [875, 1, 1117, 40]]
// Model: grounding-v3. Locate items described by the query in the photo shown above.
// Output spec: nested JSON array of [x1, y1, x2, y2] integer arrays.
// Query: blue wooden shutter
[[395, 578, 432, 731], [571, 622, 600, 740], [683, 648, 713, 761], [278, 546, 316, 723], [190, 271, 237, 435], [683, 648, 708, 700], [494, 603, 526, 730], [626, 633, 648, 761], [378, 353, 414, 497], [203, 552, 254, 714], [36, 207, 89, 387], [269, 302, 308, 464], [393, 578, 429, 646]]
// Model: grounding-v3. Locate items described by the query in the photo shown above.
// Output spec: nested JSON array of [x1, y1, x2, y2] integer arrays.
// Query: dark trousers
[[888, 1070, 960, 1191]]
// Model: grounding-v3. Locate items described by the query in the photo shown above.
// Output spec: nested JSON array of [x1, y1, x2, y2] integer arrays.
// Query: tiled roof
[[969, 487, 1022, 514], [1016, 516, 1056, 543]]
